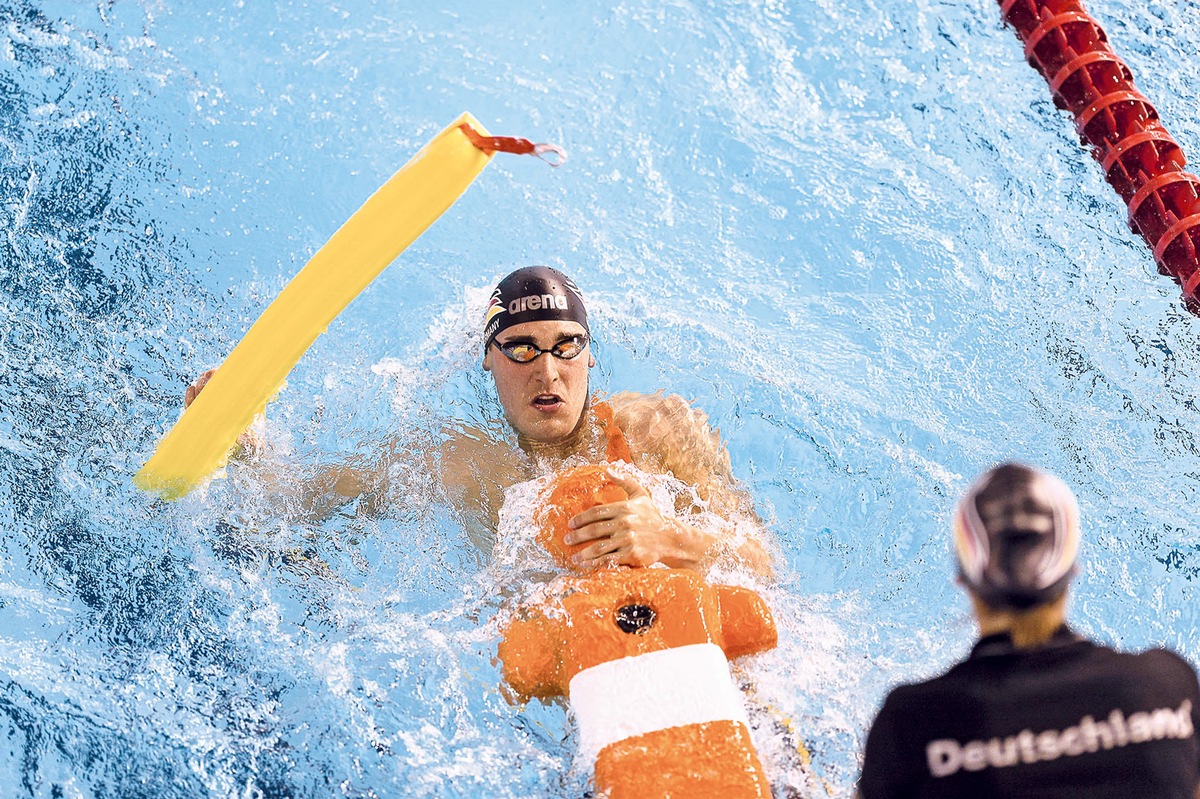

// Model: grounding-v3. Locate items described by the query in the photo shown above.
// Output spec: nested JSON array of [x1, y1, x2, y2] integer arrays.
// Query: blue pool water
[[2, 0, 1199, 796]]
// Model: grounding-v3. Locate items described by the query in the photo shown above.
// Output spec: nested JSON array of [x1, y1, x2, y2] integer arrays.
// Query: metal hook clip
[[532, 143, 567, 167]]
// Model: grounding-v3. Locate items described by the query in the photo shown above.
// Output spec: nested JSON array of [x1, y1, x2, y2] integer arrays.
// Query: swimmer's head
[[482, 266, 594, 447], [953, 463, 1080, 611], [483, 266, 589, 351]]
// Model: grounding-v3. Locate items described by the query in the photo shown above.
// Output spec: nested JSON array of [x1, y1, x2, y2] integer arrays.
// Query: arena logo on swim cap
[[509, 293, 569, 314]]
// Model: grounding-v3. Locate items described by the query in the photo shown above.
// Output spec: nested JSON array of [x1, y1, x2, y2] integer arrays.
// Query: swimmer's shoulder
[[606, 390, 716, 447], [1063, 638, 1199, 682], [605, 390, 736, 491], [1121, 646, 1200, 695]]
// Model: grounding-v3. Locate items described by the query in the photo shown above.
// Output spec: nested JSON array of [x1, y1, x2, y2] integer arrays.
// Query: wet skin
[[482, 320, 594, 450], [186, 319, 772, 576]]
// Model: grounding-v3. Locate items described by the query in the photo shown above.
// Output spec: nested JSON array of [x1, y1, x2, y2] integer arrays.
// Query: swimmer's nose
[[531, 350, 562, 382]]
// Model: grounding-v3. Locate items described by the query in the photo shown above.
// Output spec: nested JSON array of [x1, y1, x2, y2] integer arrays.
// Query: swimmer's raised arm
[[183, 369, 396, 519], [186, 364, 264, 453], [184, 369, 264, 459]]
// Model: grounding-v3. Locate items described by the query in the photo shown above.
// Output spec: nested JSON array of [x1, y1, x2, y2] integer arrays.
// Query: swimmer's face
[[483, 320, 594, 444]]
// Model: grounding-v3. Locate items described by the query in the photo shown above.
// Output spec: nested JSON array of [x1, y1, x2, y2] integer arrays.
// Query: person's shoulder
[[887, 641, 1029, 705], [607, 390, 704, 420], [1065, 639, 1200, 698], [1083, 638, 1194, 669], [606, 390, 716, 444], [1126, 645, 1200, 684], [605, 390, 732, 478]]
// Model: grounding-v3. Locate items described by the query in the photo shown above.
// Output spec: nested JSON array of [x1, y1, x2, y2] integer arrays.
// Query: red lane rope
[[997, 0, 1200, 311], [458, 123, 567, 167], [1047, 50, 1130, 104]]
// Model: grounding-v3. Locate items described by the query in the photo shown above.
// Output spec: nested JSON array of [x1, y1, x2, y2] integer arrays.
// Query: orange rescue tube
[[500, 465, 779, 798], [536, 465, 629, 568], [498, 568, 777, 798]]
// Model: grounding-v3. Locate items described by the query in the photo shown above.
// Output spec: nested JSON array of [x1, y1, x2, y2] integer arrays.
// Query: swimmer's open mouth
[[532, 394, 563, 409]]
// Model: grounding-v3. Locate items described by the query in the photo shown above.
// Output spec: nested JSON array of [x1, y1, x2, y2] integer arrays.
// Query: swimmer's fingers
[[182, 367, 264, 461], [564, 515, 625, 545], [574, 530, 661, 570], [567, 473, 650, 531], [567, 501, 628, 533], [575, 542, 648, 570], [184, 368, 218, 408], [233, 423, 265, 459], [572, 537, 623, 567]]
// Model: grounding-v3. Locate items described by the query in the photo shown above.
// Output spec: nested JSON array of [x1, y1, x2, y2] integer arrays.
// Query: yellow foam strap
[[136, 112, 496, 499]]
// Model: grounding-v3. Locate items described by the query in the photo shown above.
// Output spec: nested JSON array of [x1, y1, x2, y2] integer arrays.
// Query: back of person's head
[[953, 463, 1080, 648]]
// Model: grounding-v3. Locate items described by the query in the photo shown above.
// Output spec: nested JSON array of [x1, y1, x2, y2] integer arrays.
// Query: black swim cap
[[953, 463, 1080, 611], [482, 266, 589, 349]]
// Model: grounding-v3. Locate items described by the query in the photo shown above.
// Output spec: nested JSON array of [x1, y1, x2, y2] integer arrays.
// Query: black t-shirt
[[859, 627, 1200, 799]]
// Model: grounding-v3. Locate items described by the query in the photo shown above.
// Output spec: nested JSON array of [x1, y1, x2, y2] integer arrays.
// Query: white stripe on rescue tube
[[567, 643, 751, 764]]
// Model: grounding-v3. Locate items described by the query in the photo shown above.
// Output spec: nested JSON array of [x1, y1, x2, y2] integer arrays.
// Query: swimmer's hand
[[564, 470, 716, 571], [184, 368, 264, 459]]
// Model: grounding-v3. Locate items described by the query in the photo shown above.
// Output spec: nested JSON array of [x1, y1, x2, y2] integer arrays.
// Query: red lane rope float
[[458, 122, 567, 166], [1100, 130, 1184, 203], [997, 0, 1200, 309], [1047, 50, 1131, 108]]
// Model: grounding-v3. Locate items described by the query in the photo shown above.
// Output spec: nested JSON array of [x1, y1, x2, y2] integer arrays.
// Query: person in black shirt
[[859, 463, 1200, 799]]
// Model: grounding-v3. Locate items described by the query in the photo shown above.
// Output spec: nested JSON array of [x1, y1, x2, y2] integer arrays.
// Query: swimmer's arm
[[653, 509, 773, 577], [609, 391, 775, 577], [437, 425, 525, 554], [649, 407, 774, 575], [655, 507, 772, 578], [185, 369, 401, 519], [565, 471, 773, 578], [687, 479, 774, 578], [295, 454, 397, 518], [240, 423, 507, 538], [232, 437, 401, 521]]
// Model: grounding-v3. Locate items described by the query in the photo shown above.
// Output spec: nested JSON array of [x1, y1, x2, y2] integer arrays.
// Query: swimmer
[[858, 463, 1200, 798], [186, 266, 772, 577]]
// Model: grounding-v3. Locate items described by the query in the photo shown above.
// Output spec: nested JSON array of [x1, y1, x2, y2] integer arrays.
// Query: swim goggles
[[492, 335, 589, 364]]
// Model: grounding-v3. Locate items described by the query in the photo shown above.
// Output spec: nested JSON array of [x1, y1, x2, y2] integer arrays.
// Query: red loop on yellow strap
[[459, 123, 567, 167]]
